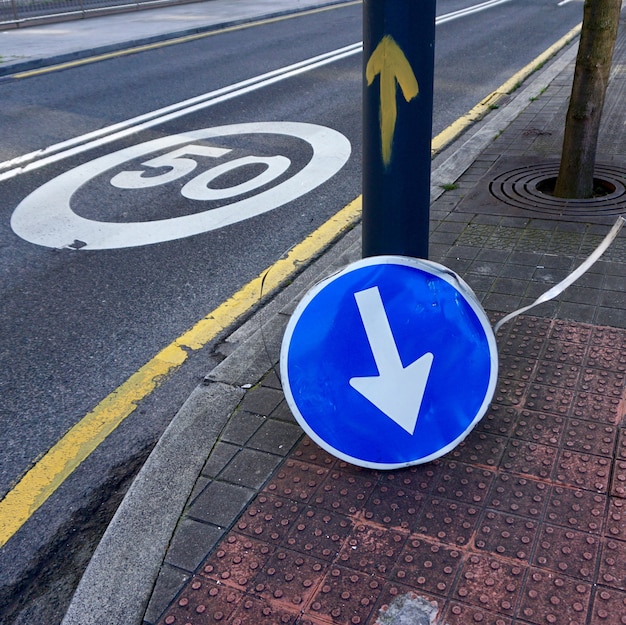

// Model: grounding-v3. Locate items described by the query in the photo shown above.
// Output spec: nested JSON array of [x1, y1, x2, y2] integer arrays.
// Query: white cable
[[494, 215, 625, 333]]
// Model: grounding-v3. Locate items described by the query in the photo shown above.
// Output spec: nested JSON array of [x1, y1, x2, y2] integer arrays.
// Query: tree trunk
[[554, 0, 621, 199]]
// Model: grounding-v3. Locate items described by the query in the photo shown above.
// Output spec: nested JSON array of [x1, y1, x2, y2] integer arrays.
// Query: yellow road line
[[0, 197, 362, 548], [0, 19, 581, 547], [432, 22, 581, 153], [12, 1, 362, 79]]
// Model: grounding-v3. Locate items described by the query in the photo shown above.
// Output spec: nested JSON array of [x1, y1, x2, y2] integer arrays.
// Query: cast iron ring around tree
[[488, 161, 626, 217]]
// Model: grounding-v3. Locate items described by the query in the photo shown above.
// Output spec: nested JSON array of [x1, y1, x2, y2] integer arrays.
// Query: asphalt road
[[0, 1, 584, 623]]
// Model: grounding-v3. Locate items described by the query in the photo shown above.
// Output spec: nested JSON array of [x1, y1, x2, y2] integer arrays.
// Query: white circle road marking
[[10, 122, 351, 250]]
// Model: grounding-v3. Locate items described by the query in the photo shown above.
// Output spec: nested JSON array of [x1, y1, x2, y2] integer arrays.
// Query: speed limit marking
[[10, 122, 351, 250]]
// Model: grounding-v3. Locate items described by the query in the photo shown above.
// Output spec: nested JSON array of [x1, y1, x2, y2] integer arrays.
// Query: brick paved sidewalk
[[145, 22, 626, 625], [155, 316, 626, 625]]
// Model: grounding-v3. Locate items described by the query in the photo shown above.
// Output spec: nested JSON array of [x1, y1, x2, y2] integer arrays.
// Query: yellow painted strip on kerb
[[0, 196, 362, 548], [178, 196, 362, 350], [0, 343, 187, 546], [432, 22, 582, 153]]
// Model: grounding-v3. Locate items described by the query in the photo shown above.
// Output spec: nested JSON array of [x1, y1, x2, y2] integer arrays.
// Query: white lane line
[[0, 43, 361, 181], [2, 0, 525, 180], [436, 0, 514, 24]]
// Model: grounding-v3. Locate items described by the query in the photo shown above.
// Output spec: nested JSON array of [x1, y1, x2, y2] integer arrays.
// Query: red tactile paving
[[562, 419, 617, 456], [361, 482, 424, 530], [571, 391, 622, 423], [200, 534, 274, 590], [598, 539, 626, 589], [265, 459, 330, 503], [545, 485, 606, 534], [381, 463, 441, 492], [291, 438, 337, 467], [415, 496, 480, 546], [336, 523, 405, 576], [542, 336, 587, 364], [532, 524, 600, 581], [487, 472, 548, 518], [235, 493, 302, 543], [534, 361, 581, 389], [307, 566, 382, 624], [606, 498, 626, 541], [590, 588, 626, 625], [501, 439, 558, 480], [587, 345, 626, 373], [513, 409, 566, 446], [448, 431, 507, 467], [517, 568, 591, 625], [285, 508, 352, 561], [498, 355, 535, 383], [554, 448, 611, 492], [477, 404, 518, 436], [453, 554, 524, 615], [229, 595, 299, 625], [443, 600, 512, 625], [252, 549, 327, 608], [391, 537, 463, 597], [492, 376, 528, 406], [432, 461, 494, 505], [156, 318, 626, 625], [474, 509, 538, 562], [162, 579, 244, 625], [524, 382, 575, 415], [498, 318, 549, 357], [611, 460, 626, 498], [311, 468, 377, 516], [580, 368, 626, 398]]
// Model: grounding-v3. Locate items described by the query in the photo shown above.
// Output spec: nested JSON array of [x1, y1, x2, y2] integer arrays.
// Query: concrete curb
[[61, 382, 245, 625], [61, 222, 364, 625], [60, 36, 580, 625]]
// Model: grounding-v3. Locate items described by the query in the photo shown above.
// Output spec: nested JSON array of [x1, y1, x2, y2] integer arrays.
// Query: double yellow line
[[0, 22, 581, 549]]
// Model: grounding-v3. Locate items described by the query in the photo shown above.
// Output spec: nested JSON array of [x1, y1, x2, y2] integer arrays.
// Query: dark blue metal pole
[[362, 0, 436, 259]]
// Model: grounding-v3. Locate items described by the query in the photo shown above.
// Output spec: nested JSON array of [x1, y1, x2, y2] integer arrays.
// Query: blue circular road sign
[[280, 256, 498, 469]]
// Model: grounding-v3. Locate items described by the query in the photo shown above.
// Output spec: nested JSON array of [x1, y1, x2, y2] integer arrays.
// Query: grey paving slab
[[187, 481, 256, 527], [201, 442, 241, 478], [163, 517, 225, 572], [143, 564, 190, 625], [247, 419, 303, 455], [219, 411, 267, 446], [238, 385, 284, 417], [218, 448, 283, 489]]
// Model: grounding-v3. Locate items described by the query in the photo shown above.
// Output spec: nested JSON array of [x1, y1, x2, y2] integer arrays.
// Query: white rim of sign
[[280, 255, 499, 470], [10, 122, 351, 250]]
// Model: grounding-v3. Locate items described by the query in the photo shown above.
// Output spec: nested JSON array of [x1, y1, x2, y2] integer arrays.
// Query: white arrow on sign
[[349, 286, 434, 435]]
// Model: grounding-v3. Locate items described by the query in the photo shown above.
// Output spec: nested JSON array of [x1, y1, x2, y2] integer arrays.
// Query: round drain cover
[[489, 162, 626, 217]]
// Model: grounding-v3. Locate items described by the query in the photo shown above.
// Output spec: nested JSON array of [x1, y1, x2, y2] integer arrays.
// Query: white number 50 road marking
[[11, 122, 351, 251]]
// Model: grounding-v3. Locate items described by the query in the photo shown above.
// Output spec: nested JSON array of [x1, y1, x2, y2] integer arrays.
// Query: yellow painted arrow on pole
[[366, 35, 419, 167]]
